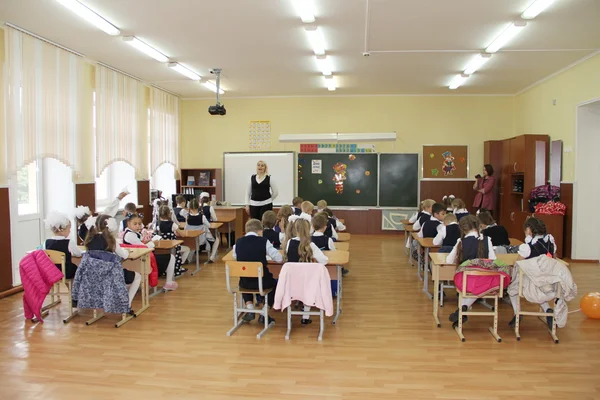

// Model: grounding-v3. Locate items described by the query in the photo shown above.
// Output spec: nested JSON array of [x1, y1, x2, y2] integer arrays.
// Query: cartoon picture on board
[[442, 151, 456, 176]]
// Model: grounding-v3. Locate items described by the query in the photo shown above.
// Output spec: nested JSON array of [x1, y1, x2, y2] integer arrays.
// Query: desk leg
[[192, 236, 201, 275], [409, 234, 414, 266], [228, 222, 232, 249], [149, 287, 160, 298], [134, 255, 150, 318], [404, 228, 409, 256], [423, 249, 433, 299], [433, 270, 441, 327], [332, 265, 342, 325], [417, 242, 423, 281]]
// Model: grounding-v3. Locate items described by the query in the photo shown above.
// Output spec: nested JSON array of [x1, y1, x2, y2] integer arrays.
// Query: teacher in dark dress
[[245, 160, 279, 220], [473, 164, 497, 214]]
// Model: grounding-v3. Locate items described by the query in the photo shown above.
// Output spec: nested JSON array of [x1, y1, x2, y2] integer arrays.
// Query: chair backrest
[[460, 270, 505, 296], [225, 261, 265, 294], [44, 250, 66, 282]]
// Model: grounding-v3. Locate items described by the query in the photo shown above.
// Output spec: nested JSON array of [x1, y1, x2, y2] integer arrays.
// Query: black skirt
[[154, 254, 171, 276], [123, 269, 136, 284]]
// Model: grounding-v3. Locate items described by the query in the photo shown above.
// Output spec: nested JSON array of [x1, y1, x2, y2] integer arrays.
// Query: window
[[151, 163, 176, 199], [16, 161, 39, 216], [96, 161, 138, 211], [42, 158, 74, 240]]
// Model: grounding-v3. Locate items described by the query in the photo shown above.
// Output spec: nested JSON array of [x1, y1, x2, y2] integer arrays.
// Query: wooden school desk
[[72, 247, 153, 327], [412, 233, 440, 298], [214, 207, 245, 248], [222, 249, 350, 324], [337, 232, 351, 242], [177, 230, 205, 275], [509, 238, 524, 246], [334, 242, 350, 252]]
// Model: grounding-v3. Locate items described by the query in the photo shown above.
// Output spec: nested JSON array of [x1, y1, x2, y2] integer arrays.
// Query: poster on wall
[[299, 143, 376, 153], [249, 121, 271, 151], [422, 145, 469, 179]]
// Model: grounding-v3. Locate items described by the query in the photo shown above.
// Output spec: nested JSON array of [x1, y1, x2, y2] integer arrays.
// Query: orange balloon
[[581, 292, 600, 319]]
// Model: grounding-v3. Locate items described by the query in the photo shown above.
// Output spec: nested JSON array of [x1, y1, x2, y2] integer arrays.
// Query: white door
[[9, 160, 44, 286]]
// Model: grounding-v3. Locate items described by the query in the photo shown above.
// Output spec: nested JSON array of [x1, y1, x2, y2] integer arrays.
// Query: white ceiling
[[0, 0, 598, 97]]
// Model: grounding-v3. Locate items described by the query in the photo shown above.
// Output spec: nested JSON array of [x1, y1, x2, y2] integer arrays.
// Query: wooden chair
[[42, 250, 78, 324], [225, 261, 274, 339], [455, 271, 505, 342], [514, 268, 560, 344]]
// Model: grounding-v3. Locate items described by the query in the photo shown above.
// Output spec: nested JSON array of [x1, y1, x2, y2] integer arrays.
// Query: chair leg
[[63, 281, 78, 323], [454, 294, 466, 342], [489, 295, 501, 342], [227, 293, 244, 336], [285, 306, 292, 340], [549, 307, 559, 344], [318, 309, 324, 341], [86, 309, 105, 325], [515, 297, 521, 341], [256, 305, 274, 339]]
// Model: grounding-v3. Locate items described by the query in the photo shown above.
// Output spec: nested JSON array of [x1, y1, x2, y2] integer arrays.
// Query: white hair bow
[[44, 212, 70, 231], [288, 214, 311, 223], [84, 216, 97, 229], [73, 205, 91, 220], [442, 195, 448, 201], [449, 194, 456, 199], [106, 218, 118, 233]]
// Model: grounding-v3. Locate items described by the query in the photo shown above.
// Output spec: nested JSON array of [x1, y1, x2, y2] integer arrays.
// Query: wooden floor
[[1, 235, 600, 400]]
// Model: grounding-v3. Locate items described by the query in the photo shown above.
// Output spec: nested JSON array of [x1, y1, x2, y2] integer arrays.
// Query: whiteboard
[[223, 152, 295, 206]]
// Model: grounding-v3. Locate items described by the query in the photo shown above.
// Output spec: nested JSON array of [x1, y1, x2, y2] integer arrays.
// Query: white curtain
[[5, 27, 85, 176], [149, 87, 179, 176], [95, 64, 146, 177]]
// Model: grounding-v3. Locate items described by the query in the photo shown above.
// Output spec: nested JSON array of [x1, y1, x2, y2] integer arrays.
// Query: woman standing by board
[[245, 160, 279, 220]]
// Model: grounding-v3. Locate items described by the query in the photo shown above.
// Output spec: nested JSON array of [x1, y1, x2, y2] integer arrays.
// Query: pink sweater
[[273, 262, 334, 316], [19, 250, 64, 321]]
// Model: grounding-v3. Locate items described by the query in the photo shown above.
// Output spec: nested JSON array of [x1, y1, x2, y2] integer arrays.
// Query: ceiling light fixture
[[168, 63, 201, 80], [123, 36, 169, 62], [55, 0, 120, 36], [485, 21, 527, 53], [315, 55, 333, 76], [463, 53, 492, 75], [203, 80, 225, 95], [292, 0, 316, 23], [304, 25, 326, 56], [324, 75, 336, 91], [521, 0, 556, 19], [448, 74, 469, 90]]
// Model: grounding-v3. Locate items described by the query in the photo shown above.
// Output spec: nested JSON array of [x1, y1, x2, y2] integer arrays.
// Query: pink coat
[[473, 176, 496, 210], [273, 262, 334, 317], [19, 250, 64, 321]]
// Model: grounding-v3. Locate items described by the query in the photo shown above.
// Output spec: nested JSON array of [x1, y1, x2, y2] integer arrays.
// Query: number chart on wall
[[422, 145, 469, 179]]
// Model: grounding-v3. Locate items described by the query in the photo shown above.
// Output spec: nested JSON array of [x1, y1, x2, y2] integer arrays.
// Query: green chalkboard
[[297, 153, 378, 206], [379, 153, 419, 207]]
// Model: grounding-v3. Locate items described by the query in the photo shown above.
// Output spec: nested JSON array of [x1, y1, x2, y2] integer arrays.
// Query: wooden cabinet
[[179, 168, 223, 201], [509, 136, 526, 173]]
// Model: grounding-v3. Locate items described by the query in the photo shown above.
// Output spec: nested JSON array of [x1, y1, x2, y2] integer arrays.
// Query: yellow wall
[[181, 96, 514, 177], [514, 53, 600, 182]]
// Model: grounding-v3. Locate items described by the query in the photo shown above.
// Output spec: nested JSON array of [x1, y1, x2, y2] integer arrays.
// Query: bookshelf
[[179, 168, 222, 201]]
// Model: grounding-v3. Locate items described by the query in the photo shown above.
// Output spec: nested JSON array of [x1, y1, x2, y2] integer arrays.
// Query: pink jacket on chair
[[273, 262, 334, 316], [19, 250, 64, 322]]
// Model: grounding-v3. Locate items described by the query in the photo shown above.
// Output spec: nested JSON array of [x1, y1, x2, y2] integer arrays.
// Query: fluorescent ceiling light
[[168, 63, 201, 80], [304, 26, 326, 56], [337, 133, 397, 142], [123, 36, 169, 62], [463, 53, 492, 75], [485, 21, 527, 53], [292, 0, 315, 23], [521, 0, 556, 19], [203, 80, 225, 95], [56, 0, 120, 36], [324, 76, 336, 91], [448, 74, 469, 90], [315, 55, 333, 76], [279, 133, 337, 143]]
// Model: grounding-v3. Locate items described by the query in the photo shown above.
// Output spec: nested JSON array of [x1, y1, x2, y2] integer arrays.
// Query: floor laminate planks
[[1, 234, 599, 399]]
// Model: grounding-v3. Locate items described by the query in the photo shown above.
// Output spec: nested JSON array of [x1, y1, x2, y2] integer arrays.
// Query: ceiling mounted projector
[[208, 68, 226, 116]]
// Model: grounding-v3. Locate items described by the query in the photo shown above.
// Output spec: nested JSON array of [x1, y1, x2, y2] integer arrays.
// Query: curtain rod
[[4, 22, 84, 57]]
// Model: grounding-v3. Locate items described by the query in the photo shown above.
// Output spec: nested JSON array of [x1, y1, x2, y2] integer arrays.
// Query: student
[[186, 199, 219, 263], [74, 205, 92, 244], [418, 202, 446, 238], [284, 216, 329, 324], [315, 211, 338, 240], [323, 207, 346, 232], [508, 217, 558, 328], [316, 199, 328, 213], [300, 200, 314, 222], [261, 210, 282, 249], [311, 214, 336, 251], [434, 213, 460, 252], [122, 213, 178, 291], [173, 195, 188, 223], [233, 219, 283, 324], [84, 214, 142, 310], [442, 195, 455, 213], [409, 201, 424, 224], [452, 198, 469, 221], [119, 203, 138, 232], [292, 196, 303, 216], [275, 205, 293, 235], [446, 215, 496, 328], [413, 199, 435, 231], [157, 205, 190, 276], [478, 208, 510, 246], [199, 192, 218, 222], [44, 211, 81, 279]]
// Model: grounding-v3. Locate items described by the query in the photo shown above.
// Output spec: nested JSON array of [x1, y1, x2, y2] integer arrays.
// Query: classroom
[[0, 0, 599, 399]]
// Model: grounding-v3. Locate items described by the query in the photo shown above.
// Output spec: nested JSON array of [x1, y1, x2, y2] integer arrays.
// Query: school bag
[[528, 184, 560, 212]]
